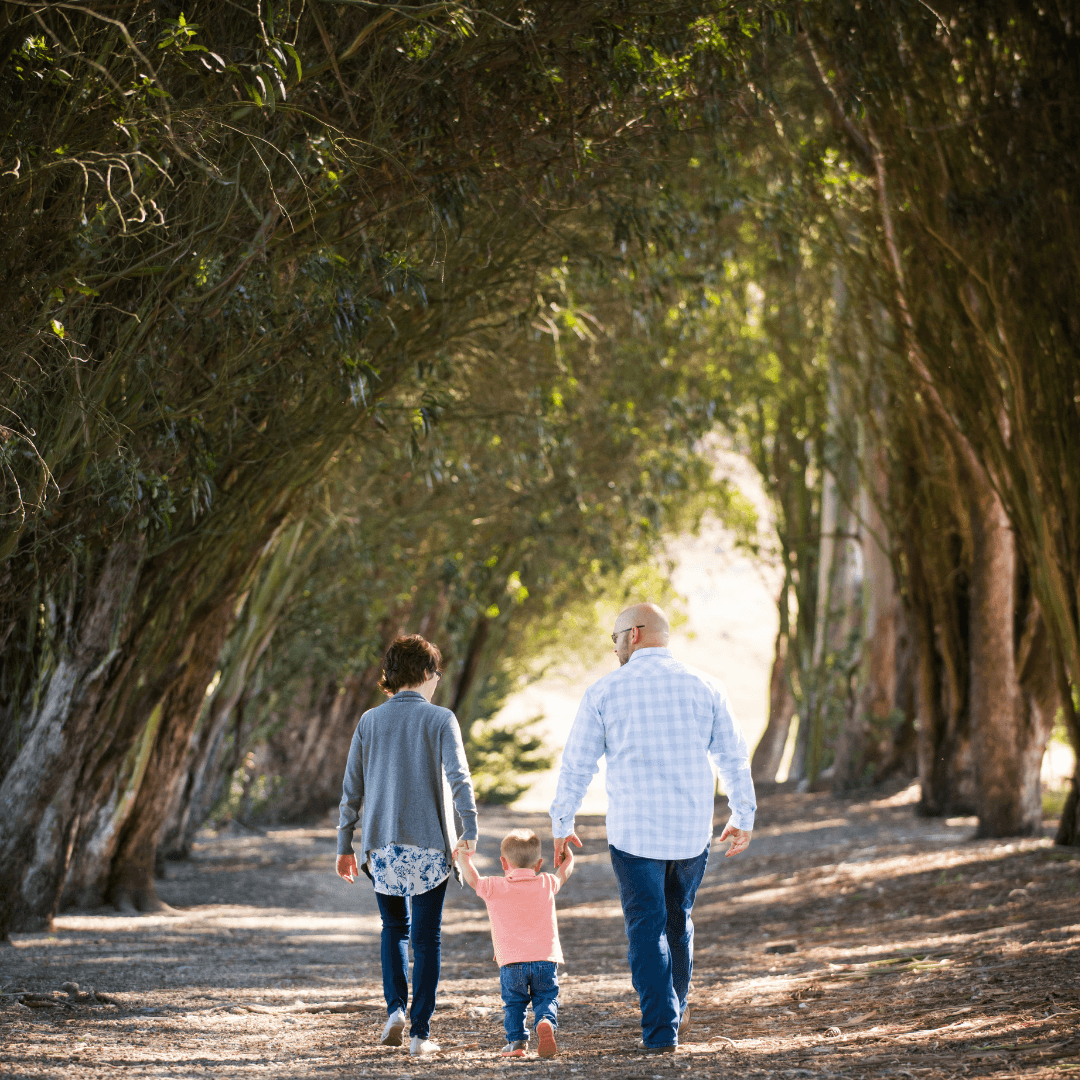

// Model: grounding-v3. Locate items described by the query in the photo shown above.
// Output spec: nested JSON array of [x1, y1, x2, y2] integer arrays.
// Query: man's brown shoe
[[678, 1006, 691, 1041], [636, 1041, 676, 1054]]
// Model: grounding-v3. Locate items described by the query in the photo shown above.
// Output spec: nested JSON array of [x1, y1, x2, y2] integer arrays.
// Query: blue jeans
[[375, 878, 448, 1038], [499, 961, 559, 1042], [608, 844, 709, 1049]]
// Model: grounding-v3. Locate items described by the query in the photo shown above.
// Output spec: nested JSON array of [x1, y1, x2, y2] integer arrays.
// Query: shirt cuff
[[337, 828, 355, 856], [727, 810, 755, 832], [551, 814, 576, 839]]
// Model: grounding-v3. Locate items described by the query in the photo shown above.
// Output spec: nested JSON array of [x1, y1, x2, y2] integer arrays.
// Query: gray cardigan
[[336, 691, 478, 875]]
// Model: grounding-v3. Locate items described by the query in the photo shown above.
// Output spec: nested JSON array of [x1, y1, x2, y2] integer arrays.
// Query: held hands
[[718, 824, 751, 858], [553, 832, 582, 869], [336, 853, 358, 883], [452, 839, 480, 889], [451, 838, 476, 861]]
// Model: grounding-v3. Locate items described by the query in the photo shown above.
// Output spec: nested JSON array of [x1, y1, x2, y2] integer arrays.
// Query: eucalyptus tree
[[158, 238, 739, 840], [796, 0, 1076, 839], [0, 0, 773, 934]]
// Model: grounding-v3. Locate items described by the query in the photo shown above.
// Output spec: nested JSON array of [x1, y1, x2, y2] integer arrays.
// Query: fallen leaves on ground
[[1, 783, 1077, 1078]]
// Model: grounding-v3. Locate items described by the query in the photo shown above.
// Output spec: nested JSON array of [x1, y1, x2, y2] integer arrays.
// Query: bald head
[[612, 602, 669, 664]]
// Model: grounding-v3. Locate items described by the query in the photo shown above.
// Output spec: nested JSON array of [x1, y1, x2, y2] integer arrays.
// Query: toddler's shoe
[[410, 1036, 440, 1056], [380, 1009, 406, 1046], [536, 1019, 558, 1058], [501, 1040, 528, 1056]]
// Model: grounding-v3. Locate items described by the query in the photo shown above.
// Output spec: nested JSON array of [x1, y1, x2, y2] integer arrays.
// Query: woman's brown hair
[[379, 635, 442, 695]]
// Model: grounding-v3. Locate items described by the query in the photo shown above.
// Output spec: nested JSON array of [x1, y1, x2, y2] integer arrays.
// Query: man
[[550, 602, 755, 1053]]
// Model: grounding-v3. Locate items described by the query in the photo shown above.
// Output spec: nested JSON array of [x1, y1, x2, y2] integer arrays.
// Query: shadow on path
[[1, 783, 1077, 1078]]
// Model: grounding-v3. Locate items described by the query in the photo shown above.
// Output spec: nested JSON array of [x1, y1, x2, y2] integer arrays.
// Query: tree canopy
[[1, 0, 1078, 938]]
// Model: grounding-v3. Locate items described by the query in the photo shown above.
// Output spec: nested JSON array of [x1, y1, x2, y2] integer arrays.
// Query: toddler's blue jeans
[[499, 960, 559, 1042]]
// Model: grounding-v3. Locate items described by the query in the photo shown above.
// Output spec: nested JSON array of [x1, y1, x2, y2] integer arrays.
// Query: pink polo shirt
[[474, 868, 563, 967]]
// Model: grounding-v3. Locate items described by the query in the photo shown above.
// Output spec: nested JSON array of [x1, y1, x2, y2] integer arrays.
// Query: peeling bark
[[105, 603, 236, 912], [60, 701, 164, 909], [0, 541, 144, 937]]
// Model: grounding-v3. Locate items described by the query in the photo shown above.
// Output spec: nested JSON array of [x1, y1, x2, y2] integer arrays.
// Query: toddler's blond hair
[[500, 828, 542, 868]]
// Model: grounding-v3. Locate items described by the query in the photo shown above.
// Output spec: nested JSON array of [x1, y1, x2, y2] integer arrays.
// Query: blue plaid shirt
[[550, 647, 756, 860]]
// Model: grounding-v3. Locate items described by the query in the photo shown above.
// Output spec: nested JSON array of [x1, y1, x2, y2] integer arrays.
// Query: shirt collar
[[505, 868, 538, 881], [627, 646, 672, 663], [391, 690, 426, 701]]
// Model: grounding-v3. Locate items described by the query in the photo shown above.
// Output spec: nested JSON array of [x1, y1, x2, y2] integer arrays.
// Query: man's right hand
[[718, 824, 751, 858], [553, 832, 582, 868], [336, 853, 358, 883]]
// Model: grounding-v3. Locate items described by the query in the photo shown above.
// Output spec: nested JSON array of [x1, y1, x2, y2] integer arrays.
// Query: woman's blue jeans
[[608, 845, 709, 1049], [375, 878, 448, 1038]]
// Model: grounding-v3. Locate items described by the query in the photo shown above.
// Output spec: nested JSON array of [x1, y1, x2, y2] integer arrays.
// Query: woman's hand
[[336, 853, 358, 882], [451, 838, 476, 860]]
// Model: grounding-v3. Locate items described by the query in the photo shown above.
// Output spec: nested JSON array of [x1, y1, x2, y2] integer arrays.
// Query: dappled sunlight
[[3, 794, 1078, 1078]]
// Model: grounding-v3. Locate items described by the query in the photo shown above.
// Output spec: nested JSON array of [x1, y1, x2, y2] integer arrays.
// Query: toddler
[[456, 828, 574, 1058]]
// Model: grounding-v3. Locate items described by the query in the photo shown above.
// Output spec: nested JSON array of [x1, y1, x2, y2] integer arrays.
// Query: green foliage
[[1043, 784, 1072, 821], [0, 1, 772, 819], [467, 719, 554, 805]]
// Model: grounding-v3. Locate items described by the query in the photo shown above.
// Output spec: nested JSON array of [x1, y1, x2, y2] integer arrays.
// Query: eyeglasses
[[610, 624, 644, 644]]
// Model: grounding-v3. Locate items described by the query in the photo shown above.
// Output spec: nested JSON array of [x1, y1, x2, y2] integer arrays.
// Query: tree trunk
[[451, 616, 490, 732], [833, 449, 905, 792], [260, 668, 382, 823], [967, 472, 1023, 838], [158, 518, 325, 858], [1012, 598, 1060, 835], [158, 680, 248, 862], [105, 602, 236, 911], [1057, 779, 1080, 848], [0, 540, 144, 937], [59, 700, 164, 910], [1054, 663, 1080, 846], [905, 522, 976, 818], [751, 627, 795, 782], [2, 499, 289, 936]]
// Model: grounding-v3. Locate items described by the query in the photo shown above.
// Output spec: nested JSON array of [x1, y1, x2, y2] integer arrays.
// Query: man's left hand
[[718, 824, 751, 858], [553, 832, 582, 868]]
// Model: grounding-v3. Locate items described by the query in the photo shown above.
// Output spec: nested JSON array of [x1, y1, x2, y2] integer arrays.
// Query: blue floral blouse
[[367, 842, 451, 896]]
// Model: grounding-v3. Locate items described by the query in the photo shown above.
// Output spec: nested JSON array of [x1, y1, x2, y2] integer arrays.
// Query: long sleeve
[[441, 715, 478, 841], [549, 686, 605, 838], [707, 683, 756, 832], [337, 722, 365, 855]]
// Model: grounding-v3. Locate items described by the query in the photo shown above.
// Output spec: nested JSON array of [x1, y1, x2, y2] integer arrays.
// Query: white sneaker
[[380, 1009, 406, 1046], [410, 1036, 439, 1056]]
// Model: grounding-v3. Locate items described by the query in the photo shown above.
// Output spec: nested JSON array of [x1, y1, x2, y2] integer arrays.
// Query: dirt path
[[2, 784, 1078, 1078]]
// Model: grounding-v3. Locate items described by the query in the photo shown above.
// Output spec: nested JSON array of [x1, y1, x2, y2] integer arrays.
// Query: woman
[[335, 634, 477, 1056]]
